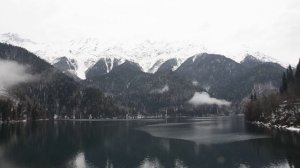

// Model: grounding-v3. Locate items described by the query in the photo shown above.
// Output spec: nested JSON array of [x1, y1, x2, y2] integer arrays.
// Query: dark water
[[0, 117, 300, 168]]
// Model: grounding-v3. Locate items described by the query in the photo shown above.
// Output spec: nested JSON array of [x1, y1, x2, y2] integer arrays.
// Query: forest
[[245, 59, 300, 126]]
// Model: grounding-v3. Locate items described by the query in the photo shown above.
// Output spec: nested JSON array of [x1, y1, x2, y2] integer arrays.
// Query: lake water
[[0, 116, 300, 168]]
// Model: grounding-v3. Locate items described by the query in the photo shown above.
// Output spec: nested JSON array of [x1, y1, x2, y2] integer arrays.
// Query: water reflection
[[0, 118, 299, 168], [67, 152, 88, 168]]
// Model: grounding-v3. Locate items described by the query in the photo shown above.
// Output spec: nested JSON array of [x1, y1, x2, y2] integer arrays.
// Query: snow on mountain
[[0, 33, 35, 45], [0, 32, 288, 79], [0, 33, 208, 79], [241, 51, 288, 66]]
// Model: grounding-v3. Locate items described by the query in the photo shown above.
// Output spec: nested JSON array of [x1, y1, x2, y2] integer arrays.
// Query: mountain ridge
[[0, 32, 287, 79]]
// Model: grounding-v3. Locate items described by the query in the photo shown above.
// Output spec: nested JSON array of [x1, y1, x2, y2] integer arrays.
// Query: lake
[[0, 116, 300, 168]]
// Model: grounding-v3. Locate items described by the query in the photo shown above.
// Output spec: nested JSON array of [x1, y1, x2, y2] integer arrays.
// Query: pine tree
[[286, 65, 294, 83], [295, 59, 300, 81], [280, 72, 288, 93]]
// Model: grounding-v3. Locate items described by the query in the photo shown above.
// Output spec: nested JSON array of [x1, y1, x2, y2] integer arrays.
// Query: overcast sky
[[1, 0, 299, 64]]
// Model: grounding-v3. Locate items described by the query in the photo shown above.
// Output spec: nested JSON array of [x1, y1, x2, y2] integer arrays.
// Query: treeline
[[245, 59, 300, 126]]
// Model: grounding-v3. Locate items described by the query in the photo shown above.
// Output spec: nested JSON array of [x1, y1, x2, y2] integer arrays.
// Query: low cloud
[[192, 80, 199, 86], [188, 92, 231, 106], [0, 59, 35, 95], [150, 85, 169, 94]]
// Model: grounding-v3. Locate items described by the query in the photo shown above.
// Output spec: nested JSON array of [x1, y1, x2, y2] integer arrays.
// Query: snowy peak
[[240, 55, 264, 68], [0, 32, 289, 79], [0, 33, 208, 79], [0, 33, 35, 45], [53, 57, 78, 73], [86, 57, 126, 79], [241, 52, 288, 67], [249, 52, 278, 63]]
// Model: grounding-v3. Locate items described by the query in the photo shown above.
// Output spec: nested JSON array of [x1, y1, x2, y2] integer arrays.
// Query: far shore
[[56, 118, 165, 122], [0, 115, 243, 124], [0, 118, 165, 124]]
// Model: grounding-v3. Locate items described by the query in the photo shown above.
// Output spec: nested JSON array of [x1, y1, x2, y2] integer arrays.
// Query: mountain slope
[[84, 53, 285, 113], [175, 53, 244, 91], [155, 58, 180, 74], [211, 62, 285, 102], [0, 43, 127, 121], [240, 55, 264, 68], [85, 61, 204, 113]]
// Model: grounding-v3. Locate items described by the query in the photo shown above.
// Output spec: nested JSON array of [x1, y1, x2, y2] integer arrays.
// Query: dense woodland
[[0, 43, 133, 122], [245, 59, 300, 126]]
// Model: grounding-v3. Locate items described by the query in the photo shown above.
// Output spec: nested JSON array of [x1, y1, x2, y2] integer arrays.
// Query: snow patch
[[252, 121, 300, 133], [286, 127, 300, 132], [171, 58, 182, 71]]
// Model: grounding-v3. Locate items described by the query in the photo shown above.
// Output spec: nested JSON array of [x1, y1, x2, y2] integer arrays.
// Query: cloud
[[0, 59, 35, 95], [192, 81, 199, 86], [188, 92, 231, 106], [150, 85, 169, 94]]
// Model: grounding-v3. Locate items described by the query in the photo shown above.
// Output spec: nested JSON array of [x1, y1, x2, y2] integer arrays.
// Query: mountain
[[0, 33, 288, 115], [173, 53, 284, 102], [240, 55, 264, 68], [155, 58, 180, 74], [0, 33, 36, 45], [86, 57, 125, 79], [0, 33, 208, 79], [175, 53, 244, 91], [0, 43, 128, 122], [83, 52, 285, 113], [211, 62, 285, 102], [52, 56, 80, 79], [85, 60, 204, 114]]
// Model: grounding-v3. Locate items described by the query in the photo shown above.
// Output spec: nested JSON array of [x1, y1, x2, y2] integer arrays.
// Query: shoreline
[[0, 118, 49, 124], [56, 118, 165, 122], [250, 121, 300, 133], [0, 118, 165, 124], [0, 115, 241, 124]]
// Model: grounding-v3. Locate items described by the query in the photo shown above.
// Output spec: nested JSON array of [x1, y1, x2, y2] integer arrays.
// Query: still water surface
[[0, 116, 300, 168]]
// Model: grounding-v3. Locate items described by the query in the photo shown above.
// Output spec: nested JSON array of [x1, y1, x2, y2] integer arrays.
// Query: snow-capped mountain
[[0, 33, 208, 79], [0, 33, 287, 79], [240, 51, 289, 68]]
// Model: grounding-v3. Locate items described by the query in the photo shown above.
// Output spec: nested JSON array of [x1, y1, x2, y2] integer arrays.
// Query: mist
[[150, 85, 169, 94], [188, 92, 231, 106], [0, 59, 35, 95]]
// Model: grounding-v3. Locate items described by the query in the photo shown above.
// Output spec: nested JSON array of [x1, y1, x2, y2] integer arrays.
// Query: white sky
[[1, 0, 300, 64]]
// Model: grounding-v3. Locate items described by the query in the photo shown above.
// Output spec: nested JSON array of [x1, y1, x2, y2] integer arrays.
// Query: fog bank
[[188, 92, 231, 106], [0, 59, 35, 95]]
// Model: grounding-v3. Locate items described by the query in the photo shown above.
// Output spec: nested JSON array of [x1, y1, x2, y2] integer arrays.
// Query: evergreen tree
[[280, 72, 288, 93], [286, 65, 294, 83], [295, 59, 300, 81]]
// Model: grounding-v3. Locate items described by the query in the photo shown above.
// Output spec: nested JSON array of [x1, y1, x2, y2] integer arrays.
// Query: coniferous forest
[[0, 43, 133, 122], [245, 60, 300, 127]]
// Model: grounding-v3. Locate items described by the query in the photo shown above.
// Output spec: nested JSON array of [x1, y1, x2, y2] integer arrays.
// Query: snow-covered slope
[[240, 52, 289, 67], [0, 33, 287, 79], [0, 33, 207, 79]]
